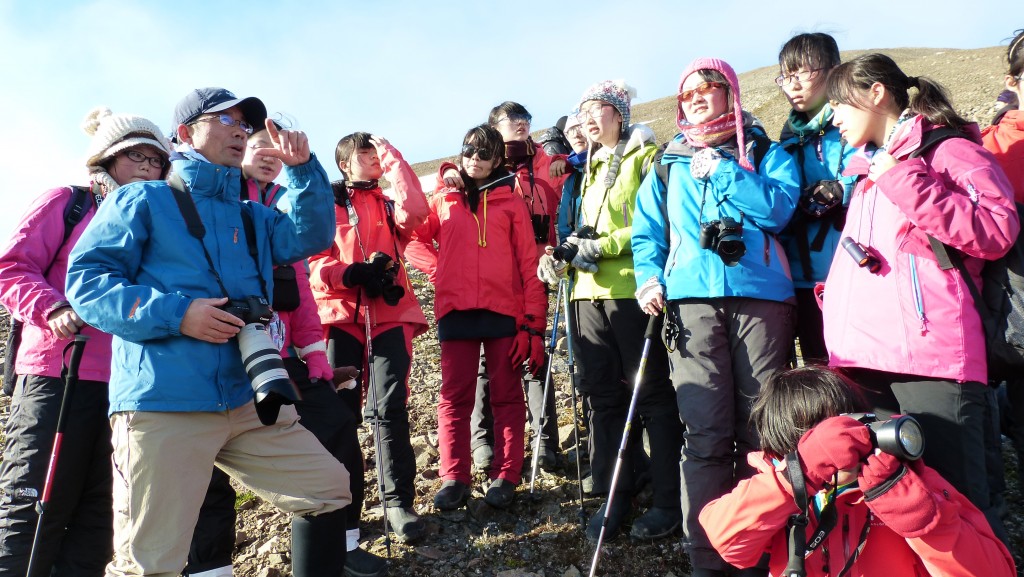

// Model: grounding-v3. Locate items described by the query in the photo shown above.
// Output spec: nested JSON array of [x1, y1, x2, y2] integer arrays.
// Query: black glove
[[342, 262, 379, 292]]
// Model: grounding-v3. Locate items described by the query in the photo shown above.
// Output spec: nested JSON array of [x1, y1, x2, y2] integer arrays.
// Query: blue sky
[[0, 0, 1012, 241]]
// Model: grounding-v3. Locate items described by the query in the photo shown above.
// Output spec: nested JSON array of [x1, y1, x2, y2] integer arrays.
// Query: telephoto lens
[[237, 323, 300, 425]]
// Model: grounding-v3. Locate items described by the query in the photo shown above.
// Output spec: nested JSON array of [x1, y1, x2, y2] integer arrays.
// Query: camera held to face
[[799, 179, 844, 218], [222, 296, 300, 426], [552, 225, 596, 263], [843, 412, 925, 461], [699, 216, 745, 267]]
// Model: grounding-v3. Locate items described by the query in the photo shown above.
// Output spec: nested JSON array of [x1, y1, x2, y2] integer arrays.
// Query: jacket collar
[[170, 156, 244, 199]]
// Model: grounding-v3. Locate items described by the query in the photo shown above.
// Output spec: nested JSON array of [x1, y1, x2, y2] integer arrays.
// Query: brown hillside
[[411, 46, 1009, 179]]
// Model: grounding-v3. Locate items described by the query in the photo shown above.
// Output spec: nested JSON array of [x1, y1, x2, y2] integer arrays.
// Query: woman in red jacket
[[699, 366, 1015, 577], [406, 125, 547, 511], [982, 29, 1024, 484]]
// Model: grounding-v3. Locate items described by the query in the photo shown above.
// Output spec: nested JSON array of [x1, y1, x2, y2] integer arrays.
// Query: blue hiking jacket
[[777, 105, 859, 288], [632, 122, 801, 304], [66, 155, 334, 414]]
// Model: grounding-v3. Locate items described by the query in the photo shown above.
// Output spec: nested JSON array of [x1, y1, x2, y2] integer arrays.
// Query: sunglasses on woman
[[678, 82, 725, 103], [461, 143, 495, 161]]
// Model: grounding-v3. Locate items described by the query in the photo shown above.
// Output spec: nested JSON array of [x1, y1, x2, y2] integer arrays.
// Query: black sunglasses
[[461, 143, 495, 161]]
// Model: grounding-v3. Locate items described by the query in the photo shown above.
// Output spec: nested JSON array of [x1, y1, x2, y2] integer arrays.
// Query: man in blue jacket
[[66, 88, 349, 577]]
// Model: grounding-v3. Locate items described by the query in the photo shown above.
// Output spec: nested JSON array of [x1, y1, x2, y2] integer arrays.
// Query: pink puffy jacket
[[0, 186, 112, 382], [823, 116, 1018, 383]]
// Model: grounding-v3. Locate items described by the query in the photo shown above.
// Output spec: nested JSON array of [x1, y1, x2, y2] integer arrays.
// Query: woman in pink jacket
[[821, 53, 1018, 540], [699, 366, 1016, 577], [407, 124, 547, 511], [0, 107, 171, 577]]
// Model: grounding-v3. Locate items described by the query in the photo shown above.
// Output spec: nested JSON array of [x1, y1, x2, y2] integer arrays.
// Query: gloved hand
[[635, 275, 665, 315], [690, 147, 722, 180], [527, 334, 545, 375], [332, 366, 360, 390], [537, 253, 567, 285], [859, 452, 937, 537], [342, 252, 395, 298], [303, 350, 334, 382], [570, 253, 599, 273], [573, 238, 602, 263], [508, 331, 531, 367], [342, 261, 384, 296], [795, 415, 874, 494]]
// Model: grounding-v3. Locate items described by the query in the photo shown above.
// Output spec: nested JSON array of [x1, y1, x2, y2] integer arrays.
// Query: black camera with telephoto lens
[[699, 216, 746, 267], [552, 225, 596, 263], [799, 179, 844, 218], [843, 412, 925, 461], [222, 296, 300, 425]]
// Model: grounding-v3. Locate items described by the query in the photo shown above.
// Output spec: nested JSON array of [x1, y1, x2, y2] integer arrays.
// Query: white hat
[[82, 107, 171, 172]]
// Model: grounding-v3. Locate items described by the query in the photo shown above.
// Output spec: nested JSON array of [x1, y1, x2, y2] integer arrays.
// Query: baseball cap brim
[[203, 96, 268, 129]]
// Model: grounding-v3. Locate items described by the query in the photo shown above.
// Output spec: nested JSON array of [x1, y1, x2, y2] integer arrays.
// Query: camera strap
[[784, 451, 871, 577], [167, 173, 268, 301]]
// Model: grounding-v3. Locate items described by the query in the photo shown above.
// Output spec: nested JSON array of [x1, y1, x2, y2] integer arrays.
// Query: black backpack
[[3, 186, 92, 396], [915, 127, 1024, 382]]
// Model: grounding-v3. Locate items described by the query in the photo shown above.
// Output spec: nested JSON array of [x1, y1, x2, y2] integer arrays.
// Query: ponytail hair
[[826, 53, 969, 132]]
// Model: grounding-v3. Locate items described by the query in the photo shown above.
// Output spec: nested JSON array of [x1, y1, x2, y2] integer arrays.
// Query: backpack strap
[[166, 174, 267, 300]]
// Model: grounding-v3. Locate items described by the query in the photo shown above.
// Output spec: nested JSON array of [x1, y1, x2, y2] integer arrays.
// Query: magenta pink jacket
[[823, 115, 1018, 382], [0, 186, 112, 382]]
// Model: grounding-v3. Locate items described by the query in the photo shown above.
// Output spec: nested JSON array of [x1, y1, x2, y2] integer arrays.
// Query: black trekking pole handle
[[644, 312, 663, 341]]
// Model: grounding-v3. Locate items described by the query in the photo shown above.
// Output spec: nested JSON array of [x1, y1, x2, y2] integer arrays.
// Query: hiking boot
[[483, 478, 517, 509], [585, 496, 631, 543], [343, 547, 388, 577], [537, 445, 562, 472], [473, 445, 493, 476], [433, 480, 471, 511], [386, 506, 426, 544], [630, 505, 681, 539]]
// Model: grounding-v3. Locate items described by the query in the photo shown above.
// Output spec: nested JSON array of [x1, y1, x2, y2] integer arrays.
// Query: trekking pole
[[528, 279, 564, 497], [26, 334, 89, 577], [588, 314, 662, 577], [561, 275, 587, 529], [362, 305, 392, 559]]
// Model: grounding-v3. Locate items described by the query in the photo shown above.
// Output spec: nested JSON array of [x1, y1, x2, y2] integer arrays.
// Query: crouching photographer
[[698, 366, 1015, 577]]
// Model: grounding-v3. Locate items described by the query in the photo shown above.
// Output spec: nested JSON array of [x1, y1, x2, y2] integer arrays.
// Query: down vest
[[823, 116, 1018, 383]]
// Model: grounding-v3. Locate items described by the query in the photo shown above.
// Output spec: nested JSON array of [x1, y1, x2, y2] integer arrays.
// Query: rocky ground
[[1, 46, 1022, 577]]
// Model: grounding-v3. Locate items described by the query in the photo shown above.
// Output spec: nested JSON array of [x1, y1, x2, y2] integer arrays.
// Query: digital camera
[[843, 412, 925, 461], [698, 216, 745, 267], [222, 296, 300, 425], [531, 213, 552, 243], [552, 225, 597, 263], [799, 179, 844, 218]]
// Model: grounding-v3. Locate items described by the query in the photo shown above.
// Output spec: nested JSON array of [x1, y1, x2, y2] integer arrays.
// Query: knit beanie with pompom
[[82, 107, 171, 173], [577, 79, 637, 133]]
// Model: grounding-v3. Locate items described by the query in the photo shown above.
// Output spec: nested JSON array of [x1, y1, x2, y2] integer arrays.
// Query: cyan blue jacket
[[556, 151, 586, 243], [632, 123, 801, 304], [777, 105, 859, 288], [66, 155, 334, 414]]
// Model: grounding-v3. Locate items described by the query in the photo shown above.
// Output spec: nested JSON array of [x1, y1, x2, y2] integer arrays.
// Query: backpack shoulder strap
[[652, 142, 670, 191], [909, 126, 963, 159], [62, 186, 92, 244], [747, 125, 774, 172]]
